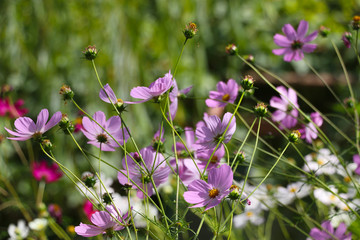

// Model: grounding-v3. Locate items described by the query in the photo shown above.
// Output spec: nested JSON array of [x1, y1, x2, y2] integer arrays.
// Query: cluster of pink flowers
[[0, 97, 28, 119]]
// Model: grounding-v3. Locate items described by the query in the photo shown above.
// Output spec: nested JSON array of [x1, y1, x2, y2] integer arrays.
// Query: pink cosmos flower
[[169, 80, 192, 120], [5, 109, 62, 141], [32, 160, 63, 183], [128, 71, 174, 104], [118, 147, 170, 198], [183, 164, 233, 211], [299, 112, 323, 143], [81, 111, 129, 151], [196, 145, 225, 170], [170, 127, 201, 186], [273, 20, 318, 62], [205, 79, 238, 108], [195, 112, 236, 149], [353, 154, 360, 175], [308, 221, 351, 240], [269, 86, 299, 129], [75, 205, 130, 237]]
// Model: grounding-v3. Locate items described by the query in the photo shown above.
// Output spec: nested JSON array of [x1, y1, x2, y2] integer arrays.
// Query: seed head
[[183, 22, 198, 39], [83, 45, 98, 60], [240, 75, 254, 91], [319, 26, 330, 37], [254, 102, 268, 117], [352, 16, 360, 30], [59, 85, 74, 101]]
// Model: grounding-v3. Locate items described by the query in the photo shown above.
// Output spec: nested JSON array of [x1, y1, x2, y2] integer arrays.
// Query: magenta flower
[[75, 205, 129, 237], [128, 71, 174, 104], [308, 221, 351, 240], [169, 80, 192, 120], [299, 112, 323, 143], [32, 160, 63, 183], [273, 20, 318, 62], [183, 164, 233, 211], [5, 109, 62, 141], [81, 111, 129, 151], [342, 32, 352, 49], [118, 147, 170, 198], [269, 86, 299, 129], [205, 79, 238, 108], [0, 98, 28, 118], [83, 200, 98, 220], [170, 127, 201, 186], [48, 204, 62, 223], [195, 112, 236, 149], [353, 154, 360, 175]]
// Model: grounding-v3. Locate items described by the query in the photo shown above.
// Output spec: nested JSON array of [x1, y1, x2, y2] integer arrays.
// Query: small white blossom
[[313, 186, 340, 206], [274, 182, 311, 205], [303, 149, 339, 175], [233, 207, 264, 229], [8, 220, 29, 240], [29, 218, 48, 231]]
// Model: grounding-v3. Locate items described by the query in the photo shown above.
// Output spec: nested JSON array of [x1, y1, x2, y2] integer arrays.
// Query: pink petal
[[44, 111, 62, 132], [292, 50, 304, 61], [272, 48, 288, 56], [273, 34, 292, 47], [302, 43, 317, 53], [130, 86, 153, 100], [36, 109, 49, 132], [303, 30, 318, 43], [283, 50, 296, 62], [271, 110, 287, 122], [282, 23, 297, 41], [75, 223, 104, 237], [297, 20, 309, 40], [99, 84, 117, 104], [14, 117, 36, 134], [269, 97, 287, 111]]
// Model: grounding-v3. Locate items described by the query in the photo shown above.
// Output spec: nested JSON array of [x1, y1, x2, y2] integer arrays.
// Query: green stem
[[173, 39, 188, 78], [36, 181, 46, 208], [240, 118, 260, 198]]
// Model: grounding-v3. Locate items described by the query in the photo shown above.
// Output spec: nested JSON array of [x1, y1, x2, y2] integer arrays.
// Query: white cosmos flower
[[8, 220, 29, 240], [233, 207, 264, 229], [29, 218, 48, 231], [303, 148, 339, 175], [274, 182, 311, 205], [313, 186, 340, 206]]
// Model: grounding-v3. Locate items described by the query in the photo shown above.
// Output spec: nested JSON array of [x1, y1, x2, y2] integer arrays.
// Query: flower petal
[[99, 84, 118, 104], [282, 23, 297, 41], [297, 20, 309, 40], [44, 111, 62, 132], [36, 109, 49, 132], [274, 34, 292, 47]]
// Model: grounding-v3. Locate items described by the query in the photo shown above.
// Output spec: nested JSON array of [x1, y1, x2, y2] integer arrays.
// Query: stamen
[[96, 133, 108, 143], [222, 94, 230, 101], [208, 188, 219, 198]]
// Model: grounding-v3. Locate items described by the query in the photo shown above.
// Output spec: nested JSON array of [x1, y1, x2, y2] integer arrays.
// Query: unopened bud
[[342, 32, 352, 49], [82, 172, 96, 188], [228, 185, 241, 200], [59, 85, 74, 101], [319, 26, 330, 37], [243, 54, 255, 63], [240, 75, 254, 91], [42, 139, 53, 151], [254, 102, 268, 117], [225, 44, 238, 55], [83, 45, 98, 60], [352, 16, 360, 30], [102, 193, 113, 205], [183, 22, 198, 39], [288, 130, 301, 143]]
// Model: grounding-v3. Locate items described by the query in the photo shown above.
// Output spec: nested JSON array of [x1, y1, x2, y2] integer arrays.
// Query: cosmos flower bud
[[342, 32, 352, 49], [82, 172, 96, 188], [225, 44, 238, 55], [183, 22, 198, 39], [102, 193, 113, 205], [319, 26, 330, 37], [352, 16, 360, 30], [288, 130, 301, 143], [235, 151, 246, 163], [240, 75, 254, 91], [41, 139, 53, 151], [228, 185, 241, 200], [254, 102, 268, 117], [243, 54, 255, 63], [59, 85, 74, 101], [83, 45, 98, 60]]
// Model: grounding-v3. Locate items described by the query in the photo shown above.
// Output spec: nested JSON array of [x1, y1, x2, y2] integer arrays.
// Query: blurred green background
[[0, 0, 360, 238]]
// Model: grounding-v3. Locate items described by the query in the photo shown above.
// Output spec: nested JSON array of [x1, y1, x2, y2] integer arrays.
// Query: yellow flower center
[[222, 94, 230, 101], [317, 159, 325, 165], [208, 188, 220, 198], [344, 176, 351, 183], [290, 187, 297, 193], [246, 211, 253, 217]]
